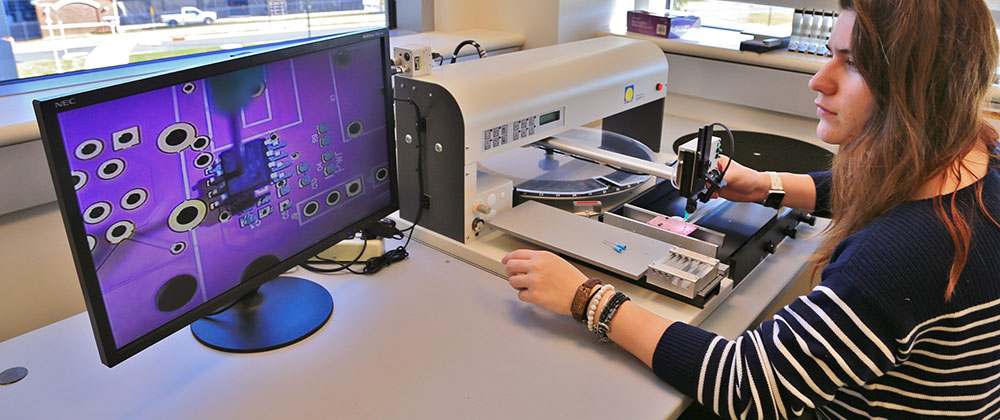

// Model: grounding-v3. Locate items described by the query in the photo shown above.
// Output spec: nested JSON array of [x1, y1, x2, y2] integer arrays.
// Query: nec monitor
[[33, 28, 397, 367]]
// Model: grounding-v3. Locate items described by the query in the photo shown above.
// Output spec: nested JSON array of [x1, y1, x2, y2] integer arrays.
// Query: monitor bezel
[[33, 28, 398, 368]]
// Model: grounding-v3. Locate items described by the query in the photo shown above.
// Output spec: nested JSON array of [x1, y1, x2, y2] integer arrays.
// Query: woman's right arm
[[715, 156, 821, 213]]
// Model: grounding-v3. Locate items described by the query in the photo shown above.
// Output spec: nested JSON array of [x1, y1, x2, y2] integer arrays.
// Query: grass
[[16, 56, 89, 79], [128, 46, 224, 63], [747, 11, 792, 26], [15, 45, 242, 79]]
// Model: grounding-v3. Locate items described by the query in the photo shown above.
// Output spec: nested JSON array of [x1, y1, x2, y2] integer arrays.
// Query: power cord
[[713, 122, 735, 176], [450, 39, 487, 64], [300, 219, 409, 275], [391, 97, 427, 234], [301, 232, 370, 275], [300, 98, 428, 276], [701, 122, 736, 199]]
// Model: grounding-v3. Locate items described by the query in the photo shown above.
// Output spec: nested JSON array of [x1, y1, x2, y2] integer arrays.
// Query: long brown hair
[[815, 0, 1000, 300]]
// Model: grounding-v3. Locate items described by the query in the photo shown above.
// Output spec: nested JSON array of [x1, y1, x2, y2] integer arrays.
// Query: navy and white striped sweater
[[652, 167, 1000, 419]]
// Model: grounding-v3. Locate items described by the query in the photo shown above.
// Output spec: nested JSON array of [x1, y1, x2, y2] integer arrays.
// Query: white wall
[[0, 202, 84, 341], [557, 0, 618, 44], [432, 0, 478, 32], [433, 0, 617, 49], [0, 140, 57, 216], [397, 0, 435, 33]]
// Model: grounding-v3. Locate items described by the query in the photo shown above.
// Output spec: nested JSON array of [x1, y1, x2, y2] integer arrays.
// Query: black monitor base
[[191, 276, 333, 353]]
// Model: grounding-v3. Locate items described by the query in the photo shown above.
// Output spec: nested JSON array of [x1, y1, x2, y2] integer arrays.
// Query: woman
[[503, 1, 1000, 419]]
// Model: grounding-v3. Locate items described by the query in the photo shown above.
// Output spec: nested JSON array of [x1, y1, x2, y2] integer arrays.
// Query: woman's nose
[[808, 62, 837, 96]]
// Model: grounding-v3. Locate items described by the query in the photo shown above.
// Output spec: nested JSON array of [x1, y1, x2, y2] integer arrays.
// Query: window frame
[[0, 4, 394, 146], [1, 1, 392, 89], [669, 0, 838, 9], [1, 35, 337, 94]]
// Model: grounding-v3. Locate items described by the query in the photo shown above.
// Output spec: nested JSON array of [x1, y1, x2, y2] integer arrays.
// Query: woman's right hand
[[714, 155, 768, 203]]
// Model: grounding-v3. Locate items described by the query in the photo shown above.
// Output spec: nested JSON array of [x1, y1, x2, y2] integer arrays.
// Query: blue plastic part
[[601, 240, 627, 253]]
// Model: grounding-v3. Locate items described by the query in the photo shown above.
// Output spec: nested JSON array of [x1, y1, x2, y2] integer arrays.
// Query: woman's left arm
[[601, 300, 673, 367], [503, 249, 900, 420], [503, 249, 672, 367]]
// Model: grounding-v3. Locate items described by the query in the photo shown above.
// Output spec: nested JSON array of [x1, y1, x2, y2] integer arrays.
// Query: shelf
[[601, 28, 829, 75]]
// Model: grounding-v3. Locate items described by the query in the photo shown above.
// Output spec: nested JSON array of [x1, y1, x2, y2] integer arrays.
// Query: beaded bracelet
[[581, 287, 602, 324], [586, 284, 614, 332], [595, 292, 630, 343]]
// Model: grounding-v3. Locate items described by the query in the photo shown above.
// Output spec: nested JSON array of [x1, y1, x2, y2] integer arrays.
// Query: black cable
[[301, 232, 369, 275], [355, 218, 412, 275], [372, 97, 426, 271], [360, 243, 411, 274], [709, 122, 736, 180], [692, 122, 735, 203], [431, 52, 444, 66], [392, 97, 426, 234], [369, 97, 429, 273], [300, 220, 413, 275], [450, 39, 487, 64], [300, 98, 428, 276]]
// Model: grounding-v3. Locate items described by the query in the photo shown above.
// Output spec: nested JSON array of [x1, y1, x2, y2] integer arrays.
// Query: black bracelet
[[595, 292, 630, 343], [594, 292, 625, 341]]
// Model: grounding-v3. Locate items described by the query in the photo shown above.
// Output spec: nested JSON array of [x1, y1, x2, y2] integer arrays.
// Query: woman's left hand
[[502, 249, 589, 316]]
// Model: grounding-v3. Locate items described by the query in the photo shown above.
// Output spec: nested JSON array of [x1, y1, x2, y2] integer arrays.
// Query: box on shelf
[[626, 10, 701, 39], [739, 34, 791, 53]]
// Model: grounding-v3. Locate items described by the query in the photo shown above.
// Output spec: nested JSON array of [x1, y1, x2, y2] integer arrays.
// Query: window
[[1, 0, 387, 82], [669, 1, 794, 36], [610, 0, 799, 51]]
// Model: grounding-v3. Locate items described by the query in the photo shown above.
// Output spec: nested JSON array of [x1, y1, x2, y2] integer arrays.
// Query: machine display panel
[[539, 110, 560, 126]]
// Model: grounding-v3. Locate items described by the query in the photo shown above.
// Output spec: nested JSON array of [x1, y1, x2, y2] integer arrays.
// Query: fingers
[[517, 289, 532, 302], [504, 258, 533, 277], [508, 273, 530, 290], [502, 249, 538, 264]]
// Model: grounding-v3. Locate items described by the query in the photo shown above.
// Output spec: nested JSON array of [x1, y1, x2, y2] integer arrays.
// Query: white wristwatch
[[763, 172, 785, 209]]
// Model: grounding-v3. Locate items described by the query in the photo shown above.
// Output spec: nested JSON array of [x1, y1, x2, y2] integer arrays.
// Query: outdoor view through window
[[1, 0, 386, 82]]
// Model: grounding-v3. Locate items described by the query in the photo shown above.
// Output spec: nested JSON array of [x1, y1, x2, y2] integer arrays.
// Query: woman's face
[[808, 10, 875, 146]]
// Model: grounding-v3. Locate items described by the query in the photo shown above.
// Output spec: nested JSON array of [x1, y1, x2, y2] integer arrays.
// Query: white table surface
[[0, 217, 828, 420]]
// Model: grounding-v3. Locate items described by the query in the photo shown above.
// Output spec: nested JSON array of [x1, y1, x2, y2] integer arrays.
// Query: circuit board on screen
[[55, 39, 391, 348]]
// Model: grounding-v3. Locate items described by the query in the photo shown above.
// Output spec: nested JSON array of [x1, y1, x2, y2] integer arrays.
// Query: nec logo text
[[54, 98, 76, 108]]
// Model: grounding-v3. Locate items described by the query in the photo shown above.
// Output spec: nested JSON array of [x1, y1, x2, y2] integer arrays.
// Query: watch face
[[765, 191, 786, 208]]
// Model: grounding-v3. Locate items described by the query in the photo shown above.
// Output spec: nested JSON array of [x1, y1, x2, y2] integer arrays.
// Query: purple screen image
[[56, 38, 391, 349]]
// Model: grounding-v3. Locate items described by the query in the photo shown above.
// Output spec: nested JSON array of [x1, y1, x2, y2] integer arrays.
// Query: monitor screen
[[34, 29, 396, 367]]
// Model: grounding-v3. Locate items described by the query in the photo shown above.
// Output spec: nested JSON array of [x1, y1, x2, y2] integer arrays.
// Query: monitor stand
[[190, 276, 333, 352]]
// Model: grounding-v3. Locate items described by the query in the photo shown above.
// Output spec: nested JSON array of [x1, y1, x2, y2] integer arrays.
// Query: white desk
[[0, 217, 827, 420]]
